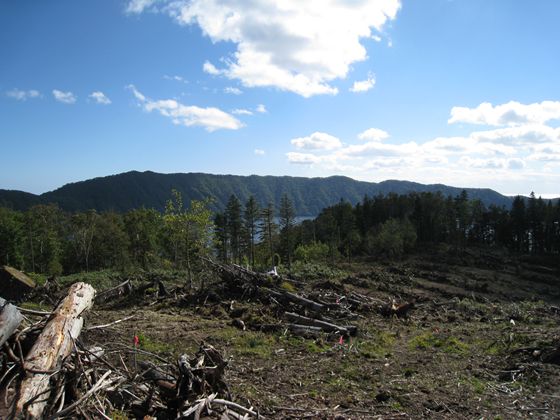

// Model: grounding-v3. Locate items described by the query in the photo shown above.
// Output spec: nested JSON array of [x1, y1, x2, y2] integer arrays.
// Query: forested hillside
[[0, 170, 518, 215], [1, 188, 558, 277]]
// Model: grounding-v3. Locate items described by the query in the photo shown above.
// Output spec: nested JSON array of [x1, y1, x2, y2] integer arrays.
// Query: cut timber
[[0, 266, 35, 302], [14, 282, 96, 419], [0, 296, 23, 347], [288, 324, 322, 337], [267, 289, 325, 312], [95, 279, 132, 303], [285, 312, 351, 335]]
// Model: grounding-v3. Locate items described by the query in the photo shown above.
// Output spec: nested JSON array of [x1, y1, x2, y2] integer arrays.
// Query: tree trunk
[[14, 282, 96, 419], [285, 312, 349, 335], [0, 297, 23, 347]]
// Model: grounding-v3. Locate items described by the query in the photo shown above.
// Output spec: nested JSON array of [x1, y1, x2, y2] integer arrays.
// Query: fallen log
[[95, 279, 132, 303], [267, 289, 324, 312], [285, 312, 351, 335], [0, 297, 23, 347], [14, 282, 96, 419], [288, 324, 322, 337]]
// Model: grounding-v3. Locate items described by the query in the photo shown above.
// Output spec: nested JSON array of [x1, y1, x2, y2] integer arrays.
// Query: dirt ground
[[82, 248, 560, 419]]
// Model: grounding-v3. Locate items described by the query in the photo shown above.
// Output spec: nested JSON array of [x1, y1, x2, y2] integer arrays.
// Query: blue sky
[[1, 0, 559, 197]]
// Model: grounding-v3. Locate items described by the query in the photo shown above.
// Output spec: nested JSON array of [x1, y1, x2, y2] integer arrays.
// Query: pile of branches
[[0, 282, 260, 419]]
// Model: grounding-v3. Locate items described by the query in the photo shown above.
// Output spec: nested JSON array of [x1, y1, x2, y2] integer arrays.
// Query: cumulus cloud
[[358, 128, 389, 142], [254, 149, 265, 156], [291, 132, 342, 151], [89, 91, 111, 105], [349, 74, 376, 93], [256, 104, 267, 114], [127, 84, 243, 131], [285, 99, 560, 193], [6, 88, 41, 101], [52, 89, 77, 104], [449, 100, 560, 127], [224, 87, 242, 95], [135, 0, 401, 97], [203, 61, 221, 76]]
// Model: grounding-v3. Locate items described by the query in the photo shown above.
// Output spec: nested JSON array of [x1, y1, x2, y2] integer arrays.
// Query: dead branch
[[14, 282, 96, 419]]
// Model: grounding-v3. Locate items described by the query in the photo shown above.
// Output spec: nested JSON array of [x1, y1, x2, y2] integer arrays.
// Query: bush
[[293, 241, 330, 263], [367, 218, 417, 258]]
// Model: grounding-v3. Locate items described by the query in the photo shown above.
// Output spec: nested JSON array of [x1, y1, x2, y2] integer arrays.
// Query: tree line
[[302, 191, 560, 259], [0, 189, 558, 277]]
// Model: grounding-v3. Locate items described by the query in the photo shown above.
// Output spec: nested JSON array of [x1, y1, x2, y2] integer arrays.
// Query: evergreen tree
[[279, 194, 296, 269], [260, 202, 277, 267], [225, 195, 243, 264], [244, 195, 260, 268], [511, 196, 527, 252], [214, 212, 229, 263]]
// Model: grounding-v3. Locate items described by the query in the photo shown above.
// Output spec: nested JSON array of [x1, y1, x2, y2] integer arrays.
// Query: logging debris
[[0, 278, 261, 419]]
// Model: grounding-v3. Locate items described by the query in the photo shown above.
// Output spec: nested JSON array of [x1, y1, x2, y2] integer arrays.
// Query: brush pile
[[0, 281, 260, 419]]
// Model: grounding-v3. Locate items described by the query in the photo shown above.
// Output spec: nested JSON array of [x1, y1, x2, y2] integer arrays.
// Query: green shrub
[[294, 241, 330, 263], [367, 218, 417, 258]]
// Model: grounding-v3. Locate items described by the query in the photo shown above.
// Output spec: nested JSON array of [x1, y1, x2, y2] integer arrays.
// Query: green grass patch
[[137, 333, 179, 355], [279, 280, 297, 293], [409, 332, 469, 354], [357, 330, 396, 359], [212, 327, 276, 358]]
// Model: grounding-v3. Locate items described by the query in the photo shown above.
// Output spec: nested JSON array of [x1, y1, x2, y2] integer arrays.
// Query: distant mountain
[[0, 170, 533, 216]]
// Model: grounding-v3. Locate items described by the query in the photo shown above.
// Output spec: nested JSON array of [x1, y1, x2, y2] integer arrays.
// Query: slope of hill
[[0, 170, 519, 215]]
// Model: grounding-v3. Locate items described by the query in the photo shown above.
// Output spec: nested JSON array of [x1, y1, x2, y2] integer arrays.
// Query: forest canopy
[[0, 190, 558, 276]]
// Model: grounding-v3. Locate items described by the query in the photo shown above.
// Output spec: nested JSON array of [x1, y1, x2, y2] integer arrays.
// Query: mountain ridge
[[0, 170, 548, 216]]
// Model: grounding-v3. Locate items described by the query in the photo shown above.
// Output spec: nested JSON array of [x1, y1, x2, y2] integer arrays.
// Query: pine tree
[[225, 195, 243, 264], [279, 194, 296, 269], [260, 202, 277, 267], [244, 195, 260, 268]]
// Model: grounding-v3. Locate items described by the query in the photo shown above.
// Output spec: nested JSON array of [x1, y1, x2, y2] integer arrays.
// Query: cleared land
[[15, 248, 560, 418]]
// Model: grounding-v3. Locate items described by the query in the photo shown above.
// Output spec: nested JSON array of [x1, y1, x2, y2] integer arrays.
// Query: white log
[[0, 297, 23, 347], [14, 282, 95, 419]]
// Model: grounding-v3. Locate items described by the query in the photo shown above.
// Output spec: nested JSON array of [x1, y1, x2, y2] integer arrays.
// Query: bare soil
[[83, 248, 560, 419]]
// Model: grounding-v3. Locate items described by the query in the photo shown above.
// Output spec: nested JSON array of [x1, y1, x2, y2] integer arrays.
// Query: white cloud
[[507, 158, 526, 170], [161, 0, 401, 97], [89, 91, 111, 105], [285, 99, 560, 192], [232, 108, 253, 116], [254, 149, 265, 156], [350, 74, 376, 93], [126, 0, 158, 14], [127, 84, 243, 131], [256, 104, 267, 114], [224, 87, 242, 95], [343, 140, 419, 157], [52, 89, 77, 104], [291, 132, 342, 151], [371, 35, 382, 42], [286, 152, 322, 165], [6, 88, 40, 101], [470, 124, 560, 146], [449, 100, 560, 127], [203, 61, 221, 75], [358, 128, 389, 142], [164, 74, 187, 83]]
